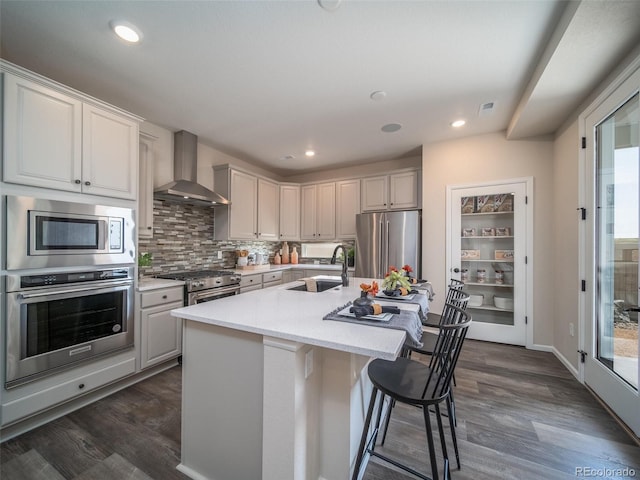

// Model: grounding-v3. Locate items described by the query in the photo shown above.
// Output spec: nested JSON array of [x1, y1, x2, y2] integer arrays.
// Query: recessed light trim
[[381, 123, 402, 133], [305, 150, 316, 157], [110, 20, 143, 43], [370, 90, 387, 101], [451, 119, 466, 128]]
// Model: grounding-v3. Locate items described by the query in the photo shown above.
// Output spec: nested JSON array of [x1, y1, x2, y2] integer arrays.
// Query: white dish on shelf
[[468, 294, 484, 307], [493, 296, 514, 310]]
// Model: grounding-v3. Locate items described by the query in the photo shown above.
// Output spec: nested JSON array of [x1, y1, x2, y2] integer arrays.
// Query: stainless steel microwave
[[5, 196, 135, 269]]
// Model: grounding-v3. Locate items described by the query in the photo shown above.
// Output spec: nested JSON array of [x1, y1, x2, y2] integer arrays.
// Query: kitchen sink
[[287, 276, 343, 292]]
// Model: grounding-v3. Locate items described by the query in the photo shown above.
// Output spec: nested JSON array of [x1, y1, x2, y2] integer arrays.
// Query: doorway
[[583, 67, 639, 436]]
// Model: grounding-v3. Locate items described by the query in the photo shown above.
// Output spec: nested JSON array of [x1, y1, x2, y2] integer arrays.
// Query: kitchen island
[[171, 277, 406, 480]]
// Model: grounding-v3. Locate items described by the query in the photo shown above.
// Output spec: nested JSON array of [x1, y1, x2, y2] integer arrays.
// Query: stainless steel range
[[156, 270, 241, 305]]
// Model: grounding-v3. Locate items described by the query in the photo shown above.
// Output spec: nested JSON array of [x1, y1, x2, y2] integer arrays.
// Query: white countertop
[[137, 278, 185, 291], [171, 276, 405, 360]]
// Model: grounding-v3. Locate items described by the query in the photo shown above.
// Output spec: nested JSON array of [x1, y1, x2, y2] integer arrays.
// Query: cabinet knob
[[78, 383, 85, 389], [147, 226, 152, 230], [84, 181, 91, 186], [162, 295, 167, 299], [74, 179, 81, 184]]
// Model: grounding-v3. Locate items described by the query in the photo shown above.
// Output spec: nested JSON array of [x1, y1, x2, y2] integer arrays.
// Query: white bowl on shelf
[[468, 294, 484, 307], [493, 296, 513, 310]]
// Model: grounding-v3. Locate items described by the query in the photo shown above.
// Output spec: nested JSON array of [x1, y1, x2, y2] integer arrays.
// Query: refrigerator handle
[[379, 219, 385, 275], [385, 220, 390, 272]]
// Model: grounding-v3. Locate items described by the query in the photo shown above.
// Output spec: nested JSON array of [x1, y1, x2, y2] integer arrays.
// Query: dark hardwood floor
[[1, 340, 638, 479]]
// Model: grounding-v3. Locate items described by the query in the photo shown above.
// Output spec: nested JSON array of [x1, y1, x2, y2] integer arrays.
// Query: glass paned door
[[595, 92, 639, 391], [448, 180, 529, 346], [584, 67, 639, 437]]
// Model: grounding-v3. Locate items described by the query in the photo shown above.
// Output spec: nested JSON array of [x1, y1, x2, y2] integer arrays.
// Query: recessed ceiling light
[[451, 120, 466, 128], [381, 123, 402, 133], [305, 150, 316, 157], [110, 20, 143, 43], [370, 91, 387, 101]]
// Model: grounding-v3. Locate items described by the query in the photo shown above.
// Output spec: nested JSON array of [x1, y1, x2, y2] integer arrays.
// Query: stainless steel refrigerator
[[355, 210, 421, 279]]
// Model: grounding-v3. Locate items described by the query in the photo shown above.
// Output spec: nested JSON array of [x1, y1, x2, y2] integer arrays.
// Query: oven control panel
[[18, 268, 132, 289]]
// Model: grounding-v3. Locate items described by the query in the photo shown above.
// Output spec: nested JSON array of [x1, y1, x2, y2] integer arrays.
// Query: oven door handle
[[17, 280, 133, 299], [189, 286, 239, 303]]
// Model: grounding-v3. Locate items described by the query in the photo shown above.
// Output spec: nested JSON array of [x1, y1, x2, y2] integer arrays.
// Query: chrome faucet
[[330, 245, 350, 287]]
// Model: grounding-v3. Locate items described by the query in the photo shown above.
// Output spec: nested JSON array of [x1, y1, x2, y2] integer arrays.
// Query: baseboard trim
[[551, 346, 580, 380], [528, 342, 553, 352]]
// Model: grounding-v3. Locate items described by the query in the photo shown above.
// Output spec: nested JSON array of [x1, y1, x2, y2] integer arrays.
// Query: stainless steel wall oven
[[5, 267, 134, 388]]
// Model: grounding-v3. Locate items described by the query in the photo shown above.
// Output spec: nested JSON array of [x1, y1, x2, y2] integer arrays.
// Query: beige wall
[[422, 132, 555, 347], [552, 120, 581, 371]]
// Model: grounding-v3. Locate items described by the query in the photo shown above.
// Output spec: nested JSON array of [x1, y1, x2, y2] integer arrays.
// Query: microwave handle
[[17, 280, 132, 299]]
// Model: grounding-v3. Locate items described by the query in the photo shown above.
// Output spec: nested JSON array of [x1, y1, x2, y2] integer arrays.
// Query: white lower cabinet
[[240, 273, 263, 293], [282, 270, 305, 283], [262, 271, 283, 289], [138, 287, 184, 370]]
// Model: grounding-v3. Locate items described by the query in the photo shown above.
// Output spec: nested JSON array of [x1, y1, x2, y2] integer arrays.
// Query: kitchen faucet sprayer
[[330, 245, 350, 287]]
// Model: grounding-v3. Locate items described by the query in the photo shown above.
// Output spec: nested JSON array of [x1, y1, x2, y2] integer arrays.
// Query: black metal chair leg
[[379, 397, 396, 446], [422, 404, 439, 480], [449, 389, 457, 427], [446, 395, 460, 469], [352, 387, 378, 480], [434, 404, 450, 480]]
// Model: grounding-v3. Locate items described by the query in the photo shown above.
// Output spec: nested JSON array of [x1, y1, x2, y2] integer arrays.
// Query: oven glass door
[[25, 289, 125, 357], [6, 281, 134, 387]]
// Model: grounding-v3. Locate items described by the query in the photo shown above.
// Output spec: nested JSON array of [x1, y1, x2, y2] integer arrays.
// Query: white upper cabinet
[[336, 179, 360, 239], [279, 184, 300, 241], [301, 182, 335, 240], [213, 166, 279, 241], [229, 169, 258, 240], [361, 170, 419, 212], [257, 178, 279, 241], [81, 104, 138, 199], [3, 69, 140, 200]]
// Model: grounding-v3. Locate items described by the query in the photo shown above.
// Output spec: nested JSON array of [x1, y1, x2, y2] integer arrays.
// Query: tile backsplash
[[138, 200, 354, 276], [138, 200, 281, 275]]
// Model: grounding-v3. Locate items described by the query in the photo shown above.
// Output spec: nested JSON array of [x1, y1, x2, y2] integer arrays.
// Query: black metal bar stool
[[352, 304, 471, 480]]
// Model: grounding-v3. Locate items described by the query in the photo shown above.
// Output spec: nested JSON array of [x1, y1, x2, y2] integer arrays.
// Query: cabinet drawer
[[240, 274, 262, 288], [2, 357, 136, 426], [263, 280, 281, 289], [140, 287, 184, 309], [262, 271, 282, 283]]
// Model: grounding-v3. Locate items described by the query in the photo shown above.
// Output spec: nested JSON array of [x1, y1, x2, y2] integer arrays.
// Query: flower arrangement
[[382, 266, 412, 292], [402, 264, 413, 274], [359, 281, 379, 296]]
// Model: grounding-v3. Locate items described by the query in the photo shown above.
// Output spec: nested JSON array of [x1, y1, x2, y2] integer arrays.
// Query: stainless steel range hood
[[154, 130, 230, 206]]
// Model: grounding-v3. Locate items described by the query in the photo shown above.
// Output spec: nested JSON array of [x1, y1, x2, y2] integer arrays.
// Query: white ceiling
[[1, 0, 639, 177]]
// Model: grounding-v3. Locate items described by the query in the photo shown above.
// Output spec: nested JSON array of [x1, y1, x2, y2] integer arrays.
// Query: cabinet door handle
[[84, 181, 91, 186], [74, 179, 81, 184], [147, 226, 152, 230]]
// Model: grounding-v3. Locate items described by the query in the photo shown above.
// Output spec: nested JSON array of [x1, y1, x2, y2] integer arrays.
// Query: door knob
[[453, 267, 460, 273]]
